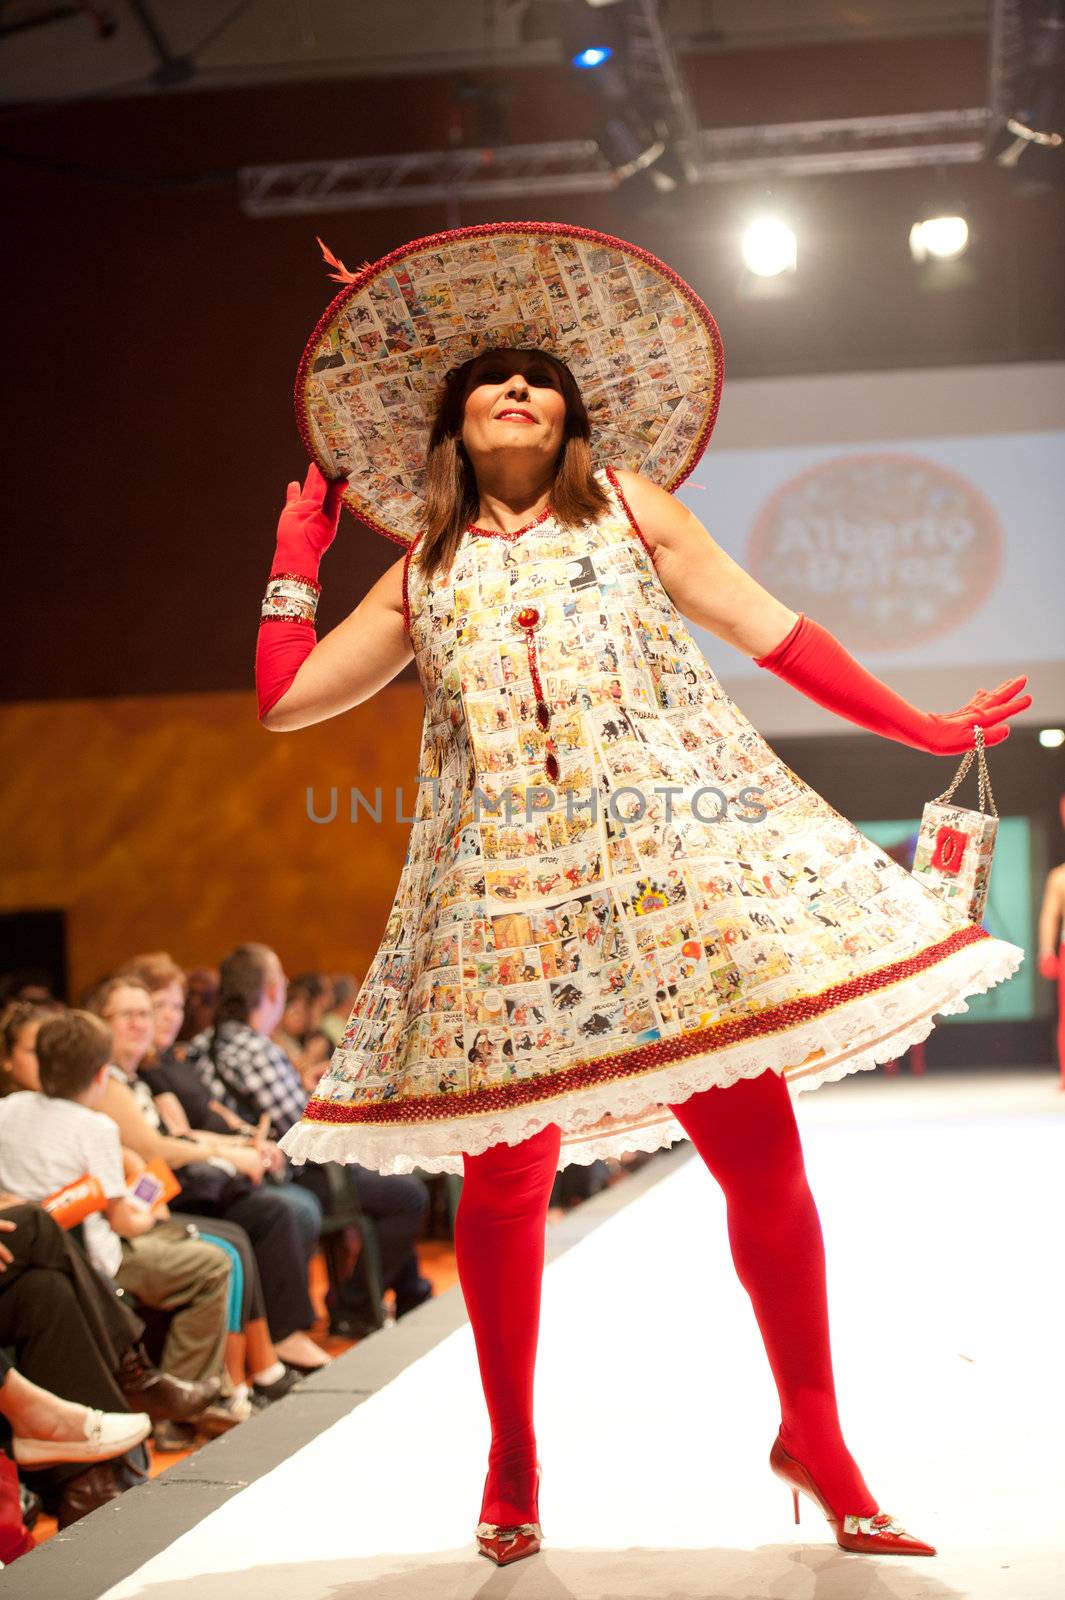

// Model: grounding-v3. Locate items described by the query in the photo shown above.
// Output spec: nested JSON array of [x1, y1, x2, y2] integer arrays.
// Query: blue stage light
[[572, 45, 612, 69]]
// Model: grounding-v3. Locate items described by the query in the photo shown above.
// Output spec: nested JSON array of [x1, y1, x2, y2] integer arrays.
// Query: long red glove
[[755, 613, 1031, 754], [256, 463, 347, 722]]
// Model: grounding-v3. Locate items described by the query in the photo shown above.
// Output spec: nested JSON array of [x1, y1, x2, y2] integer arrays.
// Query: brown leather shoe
[[116, 1343, 222, 1423], [56, 1452, 149, 1529]]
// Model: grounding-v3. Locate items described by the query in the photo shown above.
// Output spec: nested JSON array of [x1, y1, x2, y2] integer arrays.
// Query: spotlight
[[559, 0, 625, 77], [741, 218, 797, 278], [597, 111, 666, 183], [1038, 728, 1065, 749], [909, 214, 970, 263], [573, 44, 613, 69]]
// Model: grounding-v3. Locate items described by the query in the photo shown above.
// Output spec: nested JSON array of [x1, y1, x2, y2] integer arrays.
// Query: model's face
[[151, 980, 186, 1053], [460, 350, 568, 473], [2, 1020, 41, 1092]]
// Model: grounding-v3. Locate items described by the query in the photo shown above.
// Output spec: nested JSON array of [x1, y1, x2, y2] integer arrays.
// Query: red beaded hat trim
[[295, 220, 725, 550], [300, 922, 988, 1128]]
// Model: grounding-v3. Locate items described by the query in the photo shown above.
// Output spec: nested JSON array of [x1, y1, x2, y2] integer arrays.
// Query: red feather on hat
[[316, 236, 372, 285]]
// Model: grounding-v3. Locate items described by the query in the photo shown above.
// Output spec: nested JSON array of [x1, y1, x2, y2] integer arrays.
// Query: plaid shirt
[[185, 1020, 307, 1140]]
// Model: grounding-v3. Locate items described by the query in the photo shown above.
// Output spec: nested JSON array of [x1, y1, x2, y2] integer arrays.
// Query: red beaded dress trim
[[401, 530, 424, 637], [466, 503, 555, 541], [302, 922, 989, 1127], [604, 464, 656, 561]]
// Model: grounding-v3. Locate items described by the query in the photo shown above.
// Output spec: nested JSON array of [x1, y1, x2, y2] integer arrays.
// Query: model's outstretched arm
[[257, 464, 413, 731], [613, 467, 1030, 756]]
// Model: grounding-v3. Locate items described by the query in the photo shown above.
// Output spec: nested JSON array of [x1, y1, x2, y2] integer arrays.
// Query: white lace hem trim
[[278, 936, 1024, 1176]]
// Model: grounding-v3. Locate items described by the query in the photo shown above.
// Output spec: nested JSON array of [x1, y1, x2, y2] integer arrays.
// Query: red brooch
[[931, 825, 968, 875]]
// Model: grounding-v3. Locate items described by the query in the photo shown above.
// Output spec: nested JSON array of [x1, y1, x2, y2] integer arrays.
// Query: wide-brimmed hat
[[295, 220, 724, 549]]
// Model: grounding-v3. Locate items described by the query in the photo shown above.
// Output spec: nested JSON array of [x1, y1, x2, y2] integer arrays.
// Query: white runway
[[100, 1069, 1063, 1600]]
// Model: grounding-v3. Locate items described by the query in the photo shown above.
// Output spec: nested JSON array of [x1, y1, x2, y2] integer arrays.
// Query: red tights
[[455, 1068, 876, 1527]]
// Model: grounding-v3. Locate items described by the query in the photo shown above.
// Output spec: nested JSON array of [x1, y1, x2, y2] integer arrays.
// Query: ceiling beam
[[239, 109, 989, 215]]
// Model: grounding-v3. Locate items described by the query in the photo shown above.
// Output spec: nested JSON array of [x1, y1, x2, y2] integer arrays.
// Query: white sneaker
[[13, 1407, 151, 1467]]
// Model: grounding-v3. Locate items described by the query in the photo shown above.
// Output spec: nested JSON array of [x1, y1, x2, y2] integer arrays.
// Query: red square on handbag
[[930, 824, 968, 875]]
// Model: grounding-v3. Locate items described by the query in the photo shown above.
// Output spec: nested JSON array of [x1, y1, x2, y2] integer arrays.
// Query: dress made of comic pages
[[278, 467, 1023, 1176]]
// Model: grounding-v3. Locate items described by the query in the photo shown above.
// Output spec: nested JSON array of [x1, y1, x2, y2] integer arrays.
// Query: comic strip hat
[[295, 220, 725, 549]]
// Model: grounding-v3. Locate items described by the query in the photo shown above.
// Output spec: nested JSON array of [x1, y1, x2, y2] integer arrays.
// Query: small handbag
[[911, 723, 999, 923]]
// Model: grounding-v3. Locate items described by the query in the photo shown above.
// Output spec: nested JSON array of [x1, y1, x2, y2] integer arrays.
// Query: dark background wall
[[4, 29, 1064, 703]]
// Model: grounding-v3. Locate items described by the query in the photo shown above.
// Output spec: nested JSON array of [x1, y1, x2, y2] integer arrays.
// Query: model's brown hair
[[415, 347, 610, 583], [36, 1009, 112, 1100]]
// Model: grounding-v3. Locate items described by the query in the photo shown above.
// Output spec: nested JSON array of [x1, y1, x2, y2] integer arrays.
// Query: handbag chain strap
[[931, 723, 999, 817]]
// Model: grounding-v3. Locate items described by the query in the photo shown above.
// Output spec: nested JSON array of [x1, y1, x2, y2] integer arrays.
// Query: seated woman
[[88, 972, 330, 1377], [117, 954, 325, 1290]]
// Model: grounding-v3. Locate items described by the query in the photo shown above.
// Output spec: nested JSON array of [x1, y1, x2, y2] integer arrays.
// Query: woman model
[[256, 223, 1028, 1565]]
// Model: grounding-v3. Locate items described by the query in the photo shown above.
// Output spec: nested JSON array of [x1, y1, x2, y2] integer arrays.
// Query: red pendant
[[535, 700, 551, 730], [544, 750, 560, 782], [515, 605, 541, 630]]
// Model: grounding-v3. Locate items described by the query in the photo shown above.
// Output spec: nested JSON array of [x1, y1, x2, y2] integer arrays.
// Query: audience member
[[319, 973, 358, 1047], [0, 998, 48, 1098], [186, 943, 434, 1338], [0, 968, 63, 1012], [0, 1012, 233, 1417], [173, 965, 218, 1047], [296, 1029, 334, 1092], [0, 1189, 218, 1428], [97, 964, 329, 1380], [273, 972, 333, 1086]]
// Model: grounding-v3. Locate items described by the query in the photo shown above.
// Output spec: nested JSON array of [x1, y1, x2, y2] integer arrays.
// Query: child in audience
[[0, 1011, 233, 1414]]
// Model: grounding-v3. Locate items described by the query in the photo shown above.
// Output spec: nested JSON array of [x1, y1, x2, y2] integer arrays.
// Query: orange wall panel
[[0, 686, 426, 1001]]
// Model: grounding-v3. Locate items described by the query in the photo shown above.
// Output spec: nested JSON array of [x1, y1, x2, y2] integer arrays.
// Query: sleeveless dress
[[278, 465, 1023, 1176]]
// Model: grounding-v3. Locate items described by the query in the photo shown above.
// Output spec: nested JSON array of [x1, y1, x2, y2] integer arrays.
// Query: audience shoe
[[394, 1278, 434, 1318], [327, 1310, 387, 1340], [151, 1419, 198, 1454], [194, 1391, 254, 1437], [769, 1432, 937, 1556], [116, 1343, 223, 1422], [18, 1480, 43, 1532], [13, 1407, 151, 1469], [250, 1365, 303, 1410], [56, 1451, 150, 1530], [475, 1463, 543, 1566]]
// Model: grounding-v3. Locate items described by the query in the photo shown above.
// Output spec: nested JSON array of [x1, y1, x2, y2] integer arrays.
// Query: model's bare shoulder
[[609, 466, 687, 554]]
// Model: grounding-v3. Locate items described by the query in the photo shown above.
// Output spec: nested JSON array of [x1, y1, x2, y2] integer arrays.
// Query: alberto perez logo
[[748, 452, 1002, 652]]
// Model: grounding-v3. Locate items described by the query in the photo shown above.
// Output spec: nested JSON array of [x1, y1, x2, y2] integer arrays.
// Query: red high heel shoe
[[769, 1432, 936, 1556], [475, 1462, 543, 1566]]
